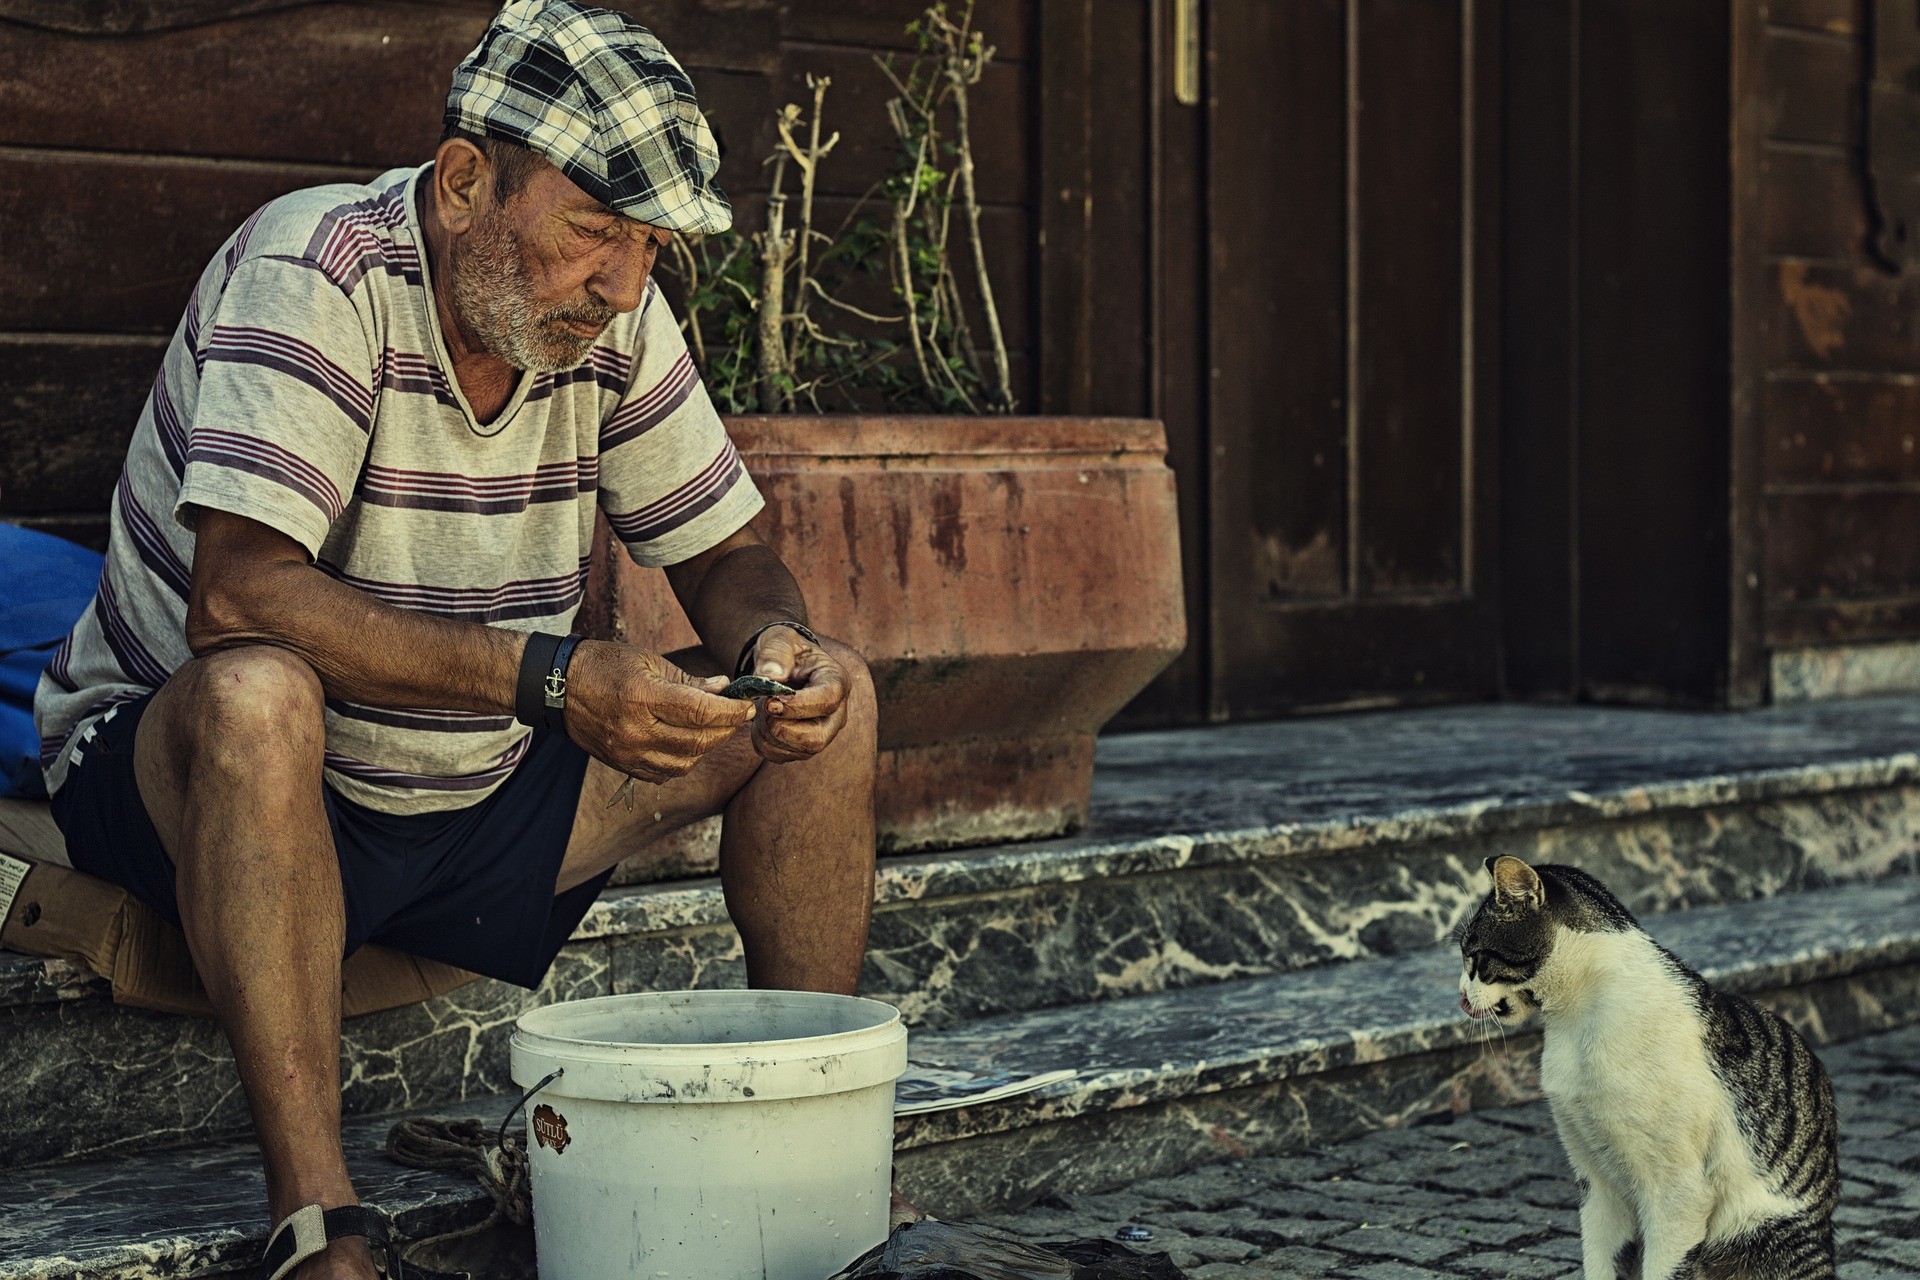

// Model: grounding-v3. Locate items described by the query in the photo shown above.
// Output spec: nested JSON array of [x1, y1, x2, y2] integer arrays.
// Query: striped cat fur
[[1458, 856, 1838, 1280]]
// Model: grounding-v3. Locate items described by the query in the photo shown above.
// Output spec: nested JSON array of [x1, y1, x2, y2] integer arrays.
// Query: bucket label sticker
[[531, 1104, 571, 1154]]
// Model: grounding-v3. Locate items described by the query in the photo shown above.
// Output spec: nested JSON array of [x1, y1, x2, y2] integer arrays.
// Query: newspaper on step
[[893, 1060, 1077, 1115]]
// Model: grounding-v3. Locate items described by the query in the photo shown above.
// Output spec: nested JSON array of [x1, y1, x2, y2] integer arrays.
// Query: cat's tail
[[1698, 1210, 1835, 1280]]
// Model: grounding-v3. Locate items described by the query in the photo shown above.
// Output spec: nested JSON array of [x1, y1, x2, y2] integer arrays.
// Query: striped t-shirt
[[34, 164, 762, 814]]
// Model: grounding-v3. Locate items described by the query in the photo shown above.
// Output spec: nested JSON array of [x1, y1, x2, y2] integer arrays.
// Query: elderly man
[[32, 3, 876, 1276]]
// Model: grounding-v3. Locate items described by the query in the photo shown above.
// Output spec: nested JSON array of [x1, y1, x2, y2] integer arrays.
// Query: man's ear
[[1488, 855, 1546, 907], [432, 137, 489, 235]]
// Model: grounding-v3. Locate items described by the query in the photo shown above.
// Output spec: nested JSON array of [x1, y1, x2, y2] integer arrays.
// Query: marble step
[[6, 876, 1917, 1280], [10, 698, 1920, 1169]]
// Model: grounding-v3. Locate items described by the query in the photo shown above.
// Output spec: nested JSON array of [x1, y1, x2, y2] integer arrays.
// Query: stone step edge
[[892, 874, 1920, 1148], [8, 875, 1916, 1280], [4, 749, 1914, 1012], [577, 749, 1920, 937]]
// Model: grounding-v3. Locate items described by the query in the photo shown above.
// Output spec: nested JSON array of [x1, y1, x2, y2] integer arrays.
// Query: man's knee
[[822, 638, 877, 742], [157, 646, 326, 768]]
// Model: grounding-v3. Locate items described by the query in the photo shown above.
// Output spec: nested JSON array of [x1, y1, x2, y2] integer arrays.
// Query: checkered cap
[[445, 0, 732, 234]]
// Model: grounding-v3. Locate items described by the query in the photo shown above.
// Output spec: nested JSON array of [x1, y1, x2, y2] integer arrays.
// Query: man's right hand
[[561, 640, 754, 782]]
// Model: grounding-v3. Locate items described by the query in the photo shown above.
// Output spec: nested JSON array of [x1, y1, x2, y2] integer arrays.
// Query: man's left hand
[[745, 626, 849, 763]]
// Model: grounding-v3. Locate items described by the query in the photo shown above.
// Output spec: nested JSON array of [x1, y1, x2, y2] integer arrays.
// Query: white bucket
[[509, 990, 907, 1280]]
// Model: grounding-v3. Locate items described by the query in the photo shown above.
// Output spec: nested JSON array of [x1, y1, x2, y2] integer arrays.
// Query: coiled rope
[[383, 1066, 558, 1260], [385, 1116, 533, 1232]]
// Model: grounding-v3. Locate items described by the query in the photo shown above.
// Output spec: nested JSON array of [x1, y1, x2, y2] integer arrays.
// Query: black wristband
[[542, 633, 585, 735], [735, 620, 821, 678], [515, 632, 565, 729]]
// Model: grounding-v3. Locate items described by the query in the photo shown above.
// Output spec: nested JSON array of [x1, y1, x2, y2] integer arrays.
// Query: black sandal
[[261, 1205, 391, 1279]]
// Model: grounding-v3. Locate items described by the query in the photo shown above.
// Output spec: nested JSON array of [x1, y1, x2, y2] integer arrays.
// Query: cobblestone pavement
[[983, 1023, 1920, 1280]]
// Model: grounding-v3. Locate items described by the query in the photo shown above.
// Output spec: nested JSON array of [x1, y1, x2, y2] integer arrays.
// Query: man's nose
[[590, 244, 651, 314]]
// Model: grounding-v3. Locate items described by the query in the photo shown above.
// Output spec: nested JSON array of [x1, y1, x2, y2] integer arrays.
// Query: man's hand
[[744, 626, 851, 764], [563, 641, 754, 782]]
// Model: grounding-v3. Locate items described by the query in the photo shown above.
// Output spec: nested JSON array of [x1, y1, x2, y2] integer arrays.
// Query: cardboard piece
[[1, 852, 477, 1019]]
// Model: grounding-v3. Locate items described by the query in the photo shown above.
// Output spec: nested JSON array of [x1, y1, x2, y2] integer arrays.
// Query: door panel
[[1208, 0, 1500, 715], [1210, 0, 1350, 608]]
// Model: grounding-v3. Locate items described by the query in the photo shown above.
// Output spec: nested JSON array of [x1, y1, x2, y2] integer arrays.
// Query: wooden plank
[[1762, 27, 1864, 146], [1766, 490, 1920, 600], [1763, 145, 1871, 260], [1080, 0, 1152, 417], [0, 0, 316, 35], [0, 151, 377, 333], [601, 0, 784, 71], [1764, 376, 1920, 483], [1117, 0, 1211, 726], [780, 0, 1031, 61], [1208, 0, 1349, 608], [689, 68, 780, 208], [0, 336, 163, 515], [0, 338, 1028, 529], [0, 7, 474, 165], [1500, 0, 1580, 697], [1763, 260, 1920, 372], [766, 45, 1029, 205], [1729, 0, 1773, 707], [1767, 594, 1920, 645], [0, 149, 1028, 347], [1574, 0, 1735, 702], [1354, 0, 1466, 596], [0, 3, 776, 167], [1766, 0, 1864, 36], [1036, 0, 1095, 414]]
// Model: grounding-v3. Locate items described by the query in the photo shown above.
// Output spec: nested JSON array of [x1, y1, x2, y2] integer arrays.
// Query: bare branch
[[756, 151, 793, 412], [891, 200, 938, 400], [804, 276, 903, 324], [942, 7, 1013, 410]]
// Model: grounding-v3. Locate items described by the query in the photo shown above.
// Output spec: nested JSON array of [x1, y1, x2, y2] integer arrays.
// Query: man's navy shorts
[[49, 694, 611, 991]]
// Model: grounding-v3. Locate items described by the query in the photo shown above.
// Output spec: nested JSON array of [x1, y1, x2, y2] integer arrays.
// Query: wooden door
[[1205, 0, 1502, 716]]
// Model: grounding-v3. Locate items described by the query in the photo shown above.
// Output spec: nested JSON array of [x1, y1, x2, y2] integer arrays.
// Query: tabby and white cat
[[1457, 856, 1838, 1280]]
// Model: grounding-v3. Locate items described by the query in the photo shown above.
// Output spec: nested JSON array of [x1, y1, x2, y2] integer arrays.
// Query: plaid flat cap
[[445, 0, 732, 234]]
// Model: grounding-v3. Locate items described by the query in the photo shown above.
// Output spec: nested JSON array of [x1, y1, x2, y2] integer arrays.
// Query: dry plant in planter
[[662, 1, 1016, 415]]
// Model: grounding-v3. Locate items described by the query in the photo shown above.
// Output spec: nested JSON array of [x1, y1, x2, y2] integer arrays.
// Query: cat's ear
[[1488, 855, 1546, 907]]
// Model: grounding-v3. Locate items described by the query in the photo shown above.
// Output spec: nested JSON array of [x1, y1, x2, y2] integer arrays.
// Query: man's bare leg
[[558, 639, 878, 994], [134, 646, 373, 1280]]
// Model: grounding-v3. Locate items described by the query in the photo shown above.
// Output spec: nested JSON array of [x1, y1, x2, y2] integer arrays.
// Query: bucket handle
[[499, 1067, 564, 1153]]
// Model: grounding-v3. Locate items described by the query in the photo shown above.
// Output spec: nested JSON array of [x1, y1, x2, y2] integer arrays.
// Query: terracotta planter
[[584, 416, 1186, 856]]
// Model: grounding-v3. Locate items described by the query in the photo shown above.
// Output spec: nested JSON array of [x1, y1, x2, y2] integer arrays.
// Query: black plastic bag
[[830, 1220, 1191, 1280]]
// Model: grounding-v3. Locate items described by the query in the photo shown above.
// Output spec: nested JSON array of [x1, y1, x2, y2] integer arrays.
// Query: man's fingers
[[654, 659, 731, 694], [649, 677, 756, 729], [625, 717, 734, 758], [752, 630, 807, 683], [750, 720, 814, 763], [765, 657, 845, 719], [753, 697, 846, 762], [768, 677, 842, 719]]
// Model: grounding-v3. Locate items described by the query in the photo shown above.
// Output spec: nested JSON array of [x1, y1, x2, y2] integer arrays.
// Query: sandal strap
[[261, 1204, 391, 1280]]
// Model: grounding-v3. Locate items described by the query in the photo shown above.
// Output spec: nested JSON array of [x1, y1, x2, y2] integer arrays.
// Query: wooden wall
[[0, 0, 1037, 550], [1746, 0, 1920, 651], [1501, 0, 1745, 706]]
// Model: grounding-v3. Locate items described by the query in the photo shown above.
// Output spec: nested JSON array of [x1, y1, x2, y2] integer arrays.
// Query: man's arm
[[188, 509, 751, 781], [664, 524, 851, 763]]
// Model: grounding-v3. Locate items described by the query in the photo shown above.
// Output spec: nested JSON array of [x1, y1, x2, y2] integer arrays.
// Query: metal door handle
[[1174, 0, 1201, 106]]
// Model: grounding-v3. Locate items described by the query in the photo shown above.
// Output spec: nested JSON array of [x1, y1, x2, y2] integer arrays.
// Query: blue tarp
[[0, 524, 104, 798]]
